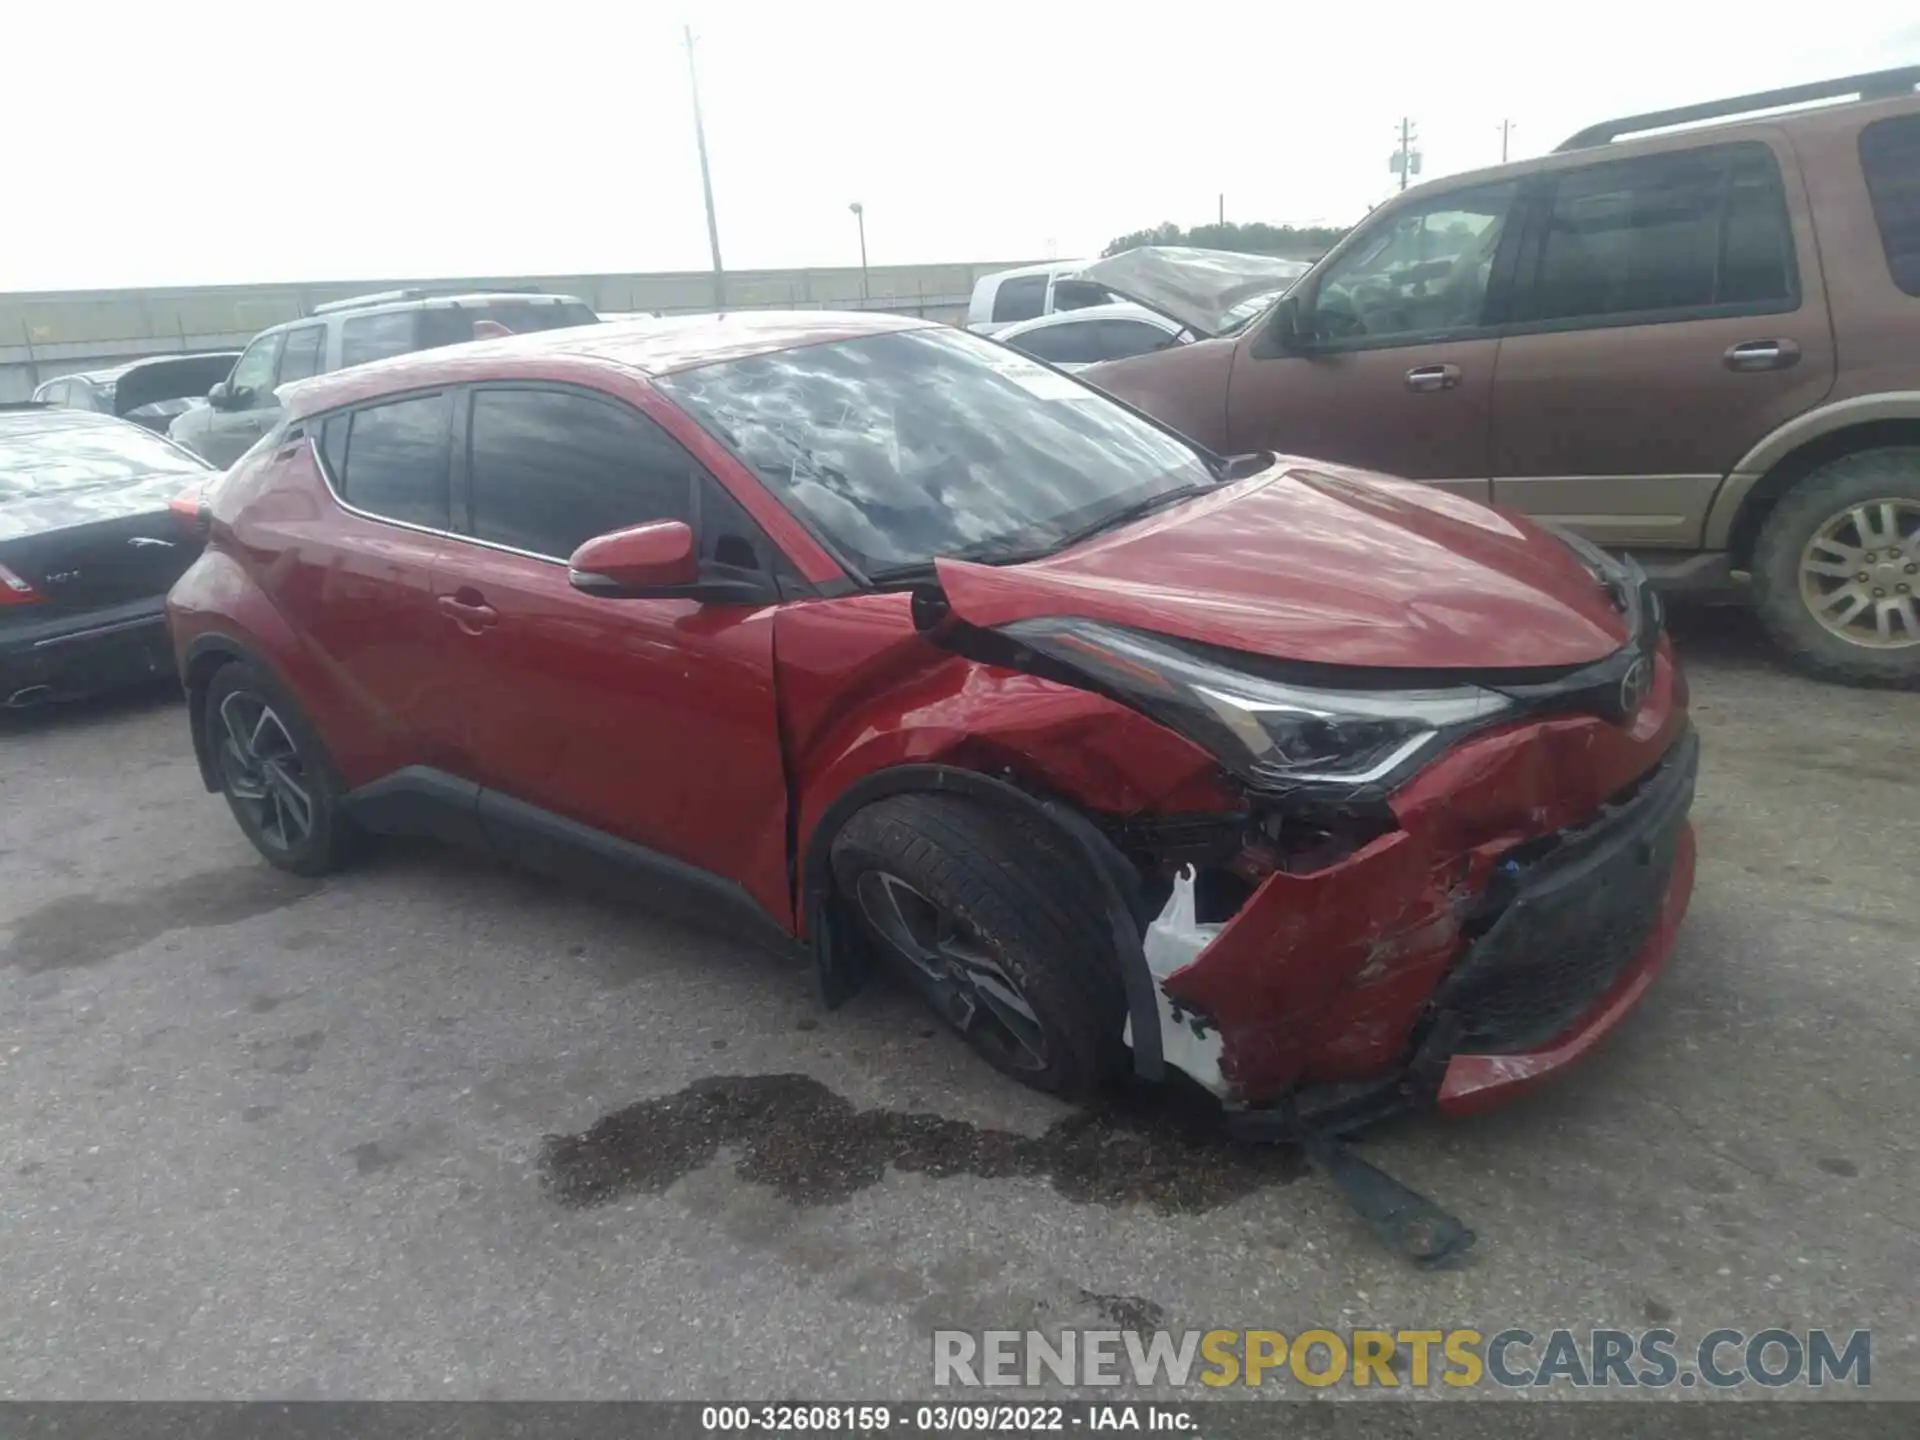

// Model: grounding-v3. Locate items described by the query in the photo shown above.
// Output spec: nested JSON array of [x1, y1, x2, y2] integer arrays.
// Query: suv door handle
[[1724, 339, 1801, 372], [437, 593, 499, 633], [1405, 364, 1461, 392]]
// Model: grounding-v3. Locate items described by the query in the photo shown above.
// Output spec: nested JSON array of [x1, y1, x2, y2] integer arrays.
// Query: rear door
[[422, 382, 790, 918], [1489, 137, 1836, 549], [1224, 179, 1521, 498]]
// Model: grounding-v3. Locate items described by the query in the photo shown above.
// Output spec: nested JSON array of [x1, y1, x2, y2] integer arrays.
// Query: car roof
[[994, 302, 1180, 338], [279, 309, 936, 418], [257, 292, 591, 338], [977, 260, 1089, 287], [1, 405, 158, 438]]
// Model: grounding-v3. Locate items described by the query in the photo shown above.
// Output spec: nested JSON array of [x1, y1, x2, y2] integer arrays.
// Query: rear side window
[[991, 274, 1049, 323], [339, 312, 418, 368], [1095, 319, 1177, 359], [464, 387, 695, 559], [417, 303, 600, 349], [277, 326, 326, 385], [1049, 279, 1112, 312], [1861, 115, 1920, 297], [322, 393, 450, 529], [1524, 142, 1795, 323]]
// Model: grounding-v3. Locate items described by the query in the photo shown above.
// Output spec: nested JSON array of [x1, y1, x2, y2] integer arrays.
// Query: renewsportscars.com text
[[933, 1326, 1872, 1390]]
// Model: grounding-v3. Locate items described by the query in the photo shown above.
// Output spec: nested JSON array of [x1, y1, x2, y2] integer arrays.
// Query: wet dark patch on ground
[[542, 1073, 1304, 1213], [1, 866, 321, 972], [1078, 1289, 1167, 1330]]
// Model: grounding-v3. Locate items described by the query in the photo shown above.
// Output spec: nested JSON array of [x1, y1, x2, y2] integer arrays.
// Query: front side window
[[1004, 320, 1108, 366], [323, 393, 449, 529], [277, 326, 326, 385], [992, 274, 1049, 323], [657, 326, 1212, 579], [1308, 181, 1518, 342], [228, 334, 284, 406], [339, 312, 418, 369], [1524, 142, 1795, 322], [1861, 114, 1920, 297], [465, 388, 694, 559]]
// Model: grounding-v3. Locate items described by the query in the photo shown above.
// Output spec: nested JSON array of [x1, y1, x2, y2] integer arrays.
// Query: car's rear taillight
[[0, 561, 43, 605], [169, 484, 211, 535]]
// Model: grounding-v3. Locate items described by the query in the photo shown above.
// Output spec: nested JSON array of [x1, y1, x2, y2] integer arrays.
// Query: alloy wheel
[[1799, 497, 1920, 649], [853, 870, 1050, 1072], [215, 691, 316, 852]]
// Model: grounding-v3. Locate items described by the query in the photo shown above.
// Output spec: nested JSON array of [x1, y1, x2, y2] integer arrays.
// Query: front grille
[[1434, 729, 1697, 1053]]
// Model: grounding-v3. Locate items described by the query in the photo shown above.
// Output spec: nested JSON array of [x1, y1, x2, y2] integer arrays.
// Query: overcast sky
[[6, 1, 1918, 292]]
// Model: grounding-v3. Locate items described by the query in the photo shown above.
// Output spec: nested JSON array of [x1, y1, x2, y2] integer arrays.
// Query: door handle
[[1724, 339, 1801, 372], [437, 593, 499, 633], [1405, 363, 1462, 392]]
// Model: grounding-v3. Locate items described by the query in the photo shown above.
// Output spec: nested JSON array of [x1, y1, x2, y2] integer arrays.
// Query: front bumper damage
[[1137, 702, 1699, 1126]]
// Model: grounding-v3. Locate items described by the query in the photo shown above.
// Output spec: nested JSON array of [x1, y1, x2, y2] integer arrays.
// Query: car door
[[198, 331, 284, 466], [1224, 179, 1522, 500], [281, 391, 452, 779], [422, 382, 790, 920], [1488, 137, 1836, 549]]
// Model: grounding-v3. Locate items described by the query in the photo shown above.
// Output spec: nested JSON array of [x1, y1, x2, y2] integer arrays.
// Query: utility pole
[[684, 25, 726, 309], [1391, 117, 1421, 193], [1218, 193, 1225, 226], [848, 202, 869, 301], [1498, 118, 1515, 163]]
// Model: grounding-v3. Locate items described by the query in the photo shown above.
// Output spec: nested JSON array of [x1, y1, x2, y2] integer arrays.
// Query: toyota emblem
[[1617, 655, 1653, 717]]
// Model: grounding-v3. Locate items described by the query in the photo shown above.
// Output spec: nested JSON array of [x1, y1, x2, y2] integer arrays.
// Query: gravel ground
[[0, 604, 1914, 1401]]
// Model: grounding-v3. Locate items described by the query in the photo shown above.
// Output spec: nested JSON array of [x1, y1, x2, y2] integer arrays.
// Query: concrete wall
[[0, 260, 1045, 400]]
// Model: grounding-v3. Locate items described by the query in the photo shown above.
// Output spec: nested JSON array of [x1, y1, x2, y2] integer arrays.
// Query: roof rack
[[1556, 65, 1920, 151], [309, 288, 434, 315]]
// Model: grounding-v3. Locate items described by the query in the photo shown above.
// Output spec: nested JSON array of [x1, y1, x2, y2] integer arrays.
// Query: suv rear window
[[1860, 115, 1920, 297]]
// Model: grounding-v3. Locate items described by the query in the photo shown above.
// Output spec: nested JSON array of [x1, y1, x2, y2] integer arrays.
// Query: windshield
[[0, 416, 204, 501], [1218, 288, 1288, 335], [656, 327, 1213, 578]]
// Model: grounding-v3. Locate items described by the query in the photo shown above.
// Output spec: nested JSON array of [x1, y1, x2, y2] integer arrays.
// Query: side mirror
[[207, 381, 234, 410], [1261, 295, 1305, 356], [567, 520, 773, 604]]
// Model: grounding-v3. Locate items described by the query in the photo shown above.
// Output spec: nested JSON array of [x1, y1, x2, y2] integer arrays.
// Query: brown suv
[[1082, 68, 1920, 685]]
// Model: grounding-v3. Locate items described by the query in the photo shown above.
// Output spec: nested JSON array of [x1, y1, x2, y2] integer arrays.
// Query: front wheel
[[1751, 448, 1920, 687], [829, 794, 1126, 1097], [204, 660, 358, 875]]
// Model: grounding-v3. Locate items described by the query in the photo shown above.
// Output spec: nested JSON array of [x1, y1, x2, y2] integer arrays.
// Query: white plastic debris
[[1123, 865, 1230, 1096]]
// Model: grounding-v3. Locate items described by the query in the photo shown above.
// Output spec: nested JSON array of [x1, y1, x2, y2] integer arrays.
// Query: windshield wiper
[[1013, 480, 1220, 560]]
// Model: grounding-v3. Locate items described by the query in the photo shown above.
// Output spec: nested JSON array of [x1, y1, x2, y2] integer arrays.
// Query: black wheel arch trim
[[180, 629, 282, 793], [800, 764, 1164, 1081]]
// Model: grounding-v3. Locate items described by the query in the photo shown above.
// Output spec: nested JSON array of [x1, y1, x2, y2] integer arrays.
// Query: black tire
[[829, 794, 1127, 1098], [203, 660, 358, 876], [1751, 447, 1920, 688]]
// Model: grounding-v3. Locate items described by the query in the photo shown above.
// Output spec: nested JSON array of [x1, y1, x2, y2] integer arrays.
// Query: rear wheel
[[1752, 448, 1920, 687], [204, 660, 357, 875], [829, 794, 1126, 1097]]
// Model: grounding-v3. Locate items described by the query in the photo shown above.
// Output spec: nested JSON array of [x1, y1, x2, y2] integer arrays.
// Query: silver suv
[[168, 290, 600, 467]]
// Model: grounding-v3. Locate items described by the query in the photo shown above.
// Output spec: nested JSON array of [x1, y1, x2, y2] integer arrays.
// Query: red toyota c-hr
[[166, 312, 1697, 1131]]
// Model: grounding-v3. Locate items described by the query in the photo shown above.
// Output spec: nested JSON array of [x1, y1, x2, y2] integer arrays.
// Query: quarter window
[[277, 326, 326, 385], [992, 274, 1050, 323], [322, 393, 450, 529], [465, 388, 695, 559], [1860, 114, 1920, 297], [1524, 143, 1795, 323]]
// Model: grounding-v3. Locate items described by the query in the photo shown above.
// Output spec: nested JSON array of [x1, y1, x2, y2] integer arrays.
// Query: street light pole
[[849, 202, 869, 302], [683, 25, 726, 310]]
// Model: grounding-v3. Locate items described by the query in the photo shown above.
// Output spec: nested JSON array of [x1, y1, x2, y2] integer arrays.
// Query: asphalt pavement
[[1, 605, 1914, 1400]]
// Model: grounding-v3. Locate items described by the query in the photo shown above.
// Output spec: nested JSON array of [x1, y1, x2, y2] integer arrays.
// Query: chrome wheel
[[1800, 497, 1920, 649], [215, 690, 315, 852], [853, 870, 1050, 1072]]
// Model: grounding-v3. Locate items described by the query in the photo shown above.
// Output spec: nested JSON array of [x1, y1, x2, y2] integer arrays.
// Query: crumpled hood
[[935, 459, 1634, 671], [1077, 247, 1311, 337]]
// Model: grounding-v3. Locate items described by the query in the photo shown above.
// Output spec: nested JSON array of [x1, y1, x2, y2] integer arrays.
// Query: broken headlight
[[1002, 618, 1512, 793]]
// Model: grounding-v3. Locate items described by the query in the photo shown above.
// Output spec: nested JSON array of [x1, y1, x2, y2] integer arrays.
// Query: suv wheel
[[205, 660, 358, 875], [1752, 447, 1920, 687], [829, 794, 1126, 1097]]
